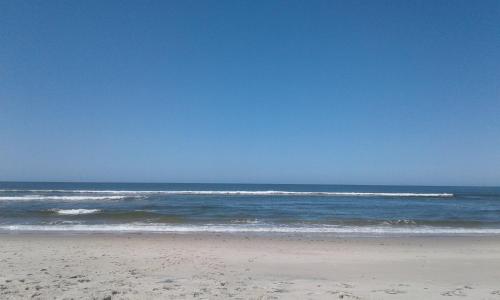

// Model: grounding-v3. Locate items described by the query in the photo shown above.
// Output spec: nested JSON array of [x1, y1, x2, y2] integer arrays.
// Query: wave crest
[[0, 190, 454, 197], [0, 195, 130, 201], [52, 209, 101, 215]]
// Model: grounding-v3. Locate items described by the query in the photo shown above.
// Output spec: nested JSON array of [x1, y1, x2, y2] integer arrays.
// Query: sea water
[[1, 182, 499, 235]]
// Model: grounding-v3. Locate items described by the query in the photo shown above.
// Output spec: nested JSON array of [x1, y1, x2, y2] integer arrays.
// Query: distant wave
[[0, 195, 129, 201], [52, 209, 101, 215], [0, 224, 498, 235], [0, 190, 454, 197]]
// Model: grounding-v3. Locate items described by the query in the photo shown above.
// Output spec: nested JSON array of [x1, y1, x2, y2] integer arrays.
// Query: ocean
[[1, 182, 500, 235]]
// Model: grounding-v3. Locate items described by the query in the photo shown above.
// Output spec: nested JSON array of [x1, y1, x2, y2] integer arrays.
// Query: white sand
[[1, 233, 500, 299]]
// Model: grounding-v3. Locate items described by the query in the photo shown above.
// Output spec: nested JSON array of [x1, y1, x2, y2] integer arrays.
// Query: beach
[[3, 0, 499, 298], [1, 233, 500, 299]]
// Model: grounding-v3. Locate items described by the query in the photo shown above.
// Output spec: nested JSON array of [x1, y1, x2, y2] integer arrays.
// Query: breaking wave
[[0, 190, 454, 197], [0, 195, 130, 201], [0, 224, 499, 235], [52, 209, 101, 215]]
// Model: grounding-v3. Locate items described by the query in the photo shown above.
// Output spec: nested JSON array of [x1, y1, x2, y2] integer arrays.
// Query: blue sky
[[1, 0, 499, 185]]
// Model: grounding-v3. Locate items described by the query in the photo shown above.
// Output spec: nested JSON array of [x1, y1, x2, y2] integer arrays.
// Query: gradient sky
[[1, 0, 499, 185]]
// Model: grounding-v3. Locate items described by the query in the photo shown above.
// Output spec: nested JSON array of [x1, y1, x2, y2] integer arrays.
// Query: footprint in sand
[[328, 290, 361, 299], [385, 289, 406, 295], [337, 283, 354, 289], [372, 288, 406, 295], [441, 288, 466, 297]]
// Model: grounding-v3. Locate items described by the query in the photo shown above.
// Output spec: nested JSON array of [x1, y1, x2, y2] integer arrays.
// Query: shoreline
[[2, 233, 500, 299], [3, 225, 500, 236], [4, 229, 500, 238]]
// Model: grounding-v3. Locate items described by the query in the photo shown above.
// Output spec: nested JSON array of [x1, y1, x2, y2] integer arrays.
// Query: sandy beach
[[0, 233, 499, 299]]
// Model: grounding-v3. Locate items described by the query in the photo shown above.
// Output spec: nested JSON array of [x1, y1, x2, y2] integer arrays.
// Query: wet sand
[[1, 233, 500, 299]]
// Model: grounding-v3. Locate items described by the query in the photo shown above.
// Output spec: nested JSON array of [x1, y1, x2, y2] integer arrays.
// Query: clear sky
[[1, 0, 499, 186]]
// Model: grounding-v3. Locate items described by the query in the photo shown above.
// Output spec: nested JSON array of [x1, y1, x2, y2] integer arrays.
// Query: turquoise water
[[1, 182, 500, 235]]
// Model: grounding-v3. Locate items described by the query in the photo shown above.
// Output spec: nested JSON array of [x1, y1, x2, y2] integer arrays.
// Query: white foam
[[0, 195, 128, 201], [0, 190, 454, 197], [0, 224, 498, 235], [52, 209, 101, 215]]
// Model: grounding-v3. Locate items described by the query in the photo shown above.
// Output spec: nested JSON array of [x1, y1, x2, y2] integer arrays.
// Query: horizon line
[[0, 180, 498, 189]]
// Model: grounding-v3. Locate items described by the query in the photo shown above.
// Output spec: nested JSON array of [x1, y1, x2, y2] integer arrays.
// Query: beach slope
[[1, 233, 500, 299]]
